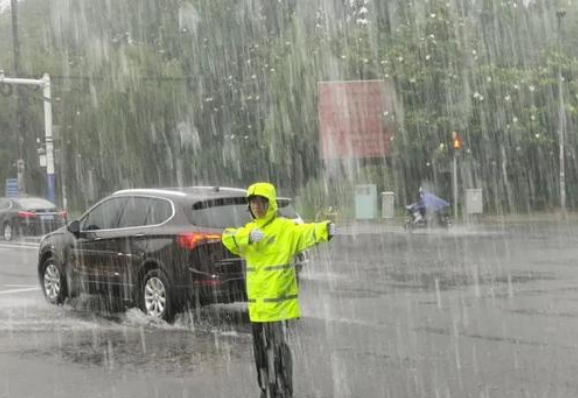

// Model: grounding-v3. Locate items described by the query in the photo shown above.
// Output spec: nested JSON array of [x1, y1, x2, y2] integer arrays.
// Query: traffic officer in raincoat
[[222, 182, 335, 398]]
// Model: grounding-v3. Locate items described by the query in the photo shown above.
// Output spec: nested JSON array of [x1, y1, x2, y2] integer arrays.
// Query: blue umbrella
[[421, 192, 450, 211]]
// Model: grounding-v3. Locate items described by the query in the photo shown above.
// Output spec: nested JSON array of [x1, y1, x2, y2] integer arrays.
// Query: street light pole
[[10, 0, 25, 195], [557, 9, 566, 214], [453, 152, 458, 220], [42, 73, 55, 204], [0, 71, 55, 203]]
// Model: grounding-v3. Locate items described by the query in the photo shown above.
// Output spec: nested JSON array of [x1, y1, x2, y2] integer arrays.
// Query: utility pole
[[451, 131, 463, 220], [556, 8, 567, 214], [453, 153, 458, 220], [11, 0, 26, 195]]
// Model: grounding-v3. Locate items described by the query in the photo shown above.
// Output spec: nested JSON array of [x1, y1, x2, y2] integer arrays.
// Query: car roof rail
[[113, 188, 187, 197], [190, 185, 247, 193]]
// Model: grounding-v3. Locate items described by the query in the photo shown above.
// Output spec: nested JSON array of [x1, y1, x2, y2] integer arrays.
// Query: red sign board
[[318, 80, 393, 160]]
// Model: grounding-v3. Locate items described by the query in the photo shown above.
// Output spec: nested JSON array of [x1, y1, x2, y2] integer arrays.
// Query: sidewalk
[[336, 211, 578, 235], [476, 210, 578, 225], [340, 210, 578, 226]]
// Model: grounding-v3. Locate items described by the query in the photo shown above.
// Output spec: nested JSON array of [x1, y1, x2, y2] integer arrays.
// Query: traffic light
[[451, 131, 462, 150]]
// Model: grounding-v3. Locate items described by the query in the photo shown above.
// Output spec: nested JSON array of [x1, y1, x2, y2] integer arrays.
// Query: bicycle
[[255, 322, 293, 398]]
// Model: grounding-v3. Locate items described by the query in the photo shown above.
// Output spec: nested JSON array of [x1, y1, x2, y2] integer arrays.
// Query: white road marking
[[0, 287, 41, 295], [0, 243, 39, 250], [3, 284, 38, 288]]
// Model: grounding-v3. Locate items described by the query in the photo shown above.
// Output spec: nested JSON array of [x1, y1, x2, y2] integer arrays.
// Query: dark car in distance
[[0, 196, 67, 241], [38, 186, 307, 321]]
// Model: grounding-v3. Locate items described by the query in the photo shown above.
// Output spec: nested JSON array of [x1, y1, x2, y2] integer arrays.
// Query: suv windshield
[[188, 197, 299, 228]]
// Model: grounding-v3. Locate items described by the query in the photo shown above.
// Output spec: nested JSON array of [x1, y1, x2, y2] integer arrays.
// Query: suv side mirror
[[67, 220, 81, 236]]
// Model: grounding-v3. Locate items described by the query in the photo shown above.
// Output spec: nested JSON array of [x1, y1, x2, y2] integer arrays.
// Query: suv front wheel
[[3, 222, 14, 241], [41, 256, 68, 304], [138, 269, 175, 322]]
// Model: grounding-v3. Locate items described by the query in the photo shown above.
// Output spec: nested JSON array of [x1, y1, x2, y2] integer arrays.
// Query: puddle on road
[[0, 294, 255, 377], [48, 322, 251, 376]]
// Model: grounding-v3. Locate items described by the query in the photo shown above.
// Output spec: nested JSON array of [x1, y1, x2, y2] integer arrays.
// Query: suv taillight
[[177, 232, 221, 250]]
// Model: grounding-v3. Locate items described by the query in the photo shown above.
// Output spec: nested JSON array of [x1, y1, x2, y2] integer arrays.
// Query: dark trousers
[[251, 321, 293, 397]]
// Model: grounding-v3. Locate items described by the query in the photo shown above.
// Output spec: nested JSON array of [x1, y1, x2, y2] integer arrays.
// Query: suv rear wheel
[[138, 269, 175, 322]]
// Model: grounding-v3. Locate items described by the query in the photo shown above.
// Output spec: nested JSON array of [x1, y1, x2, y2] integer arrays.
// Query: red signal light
[[452, 138, 462, 150], [451, 131, 463, 150]]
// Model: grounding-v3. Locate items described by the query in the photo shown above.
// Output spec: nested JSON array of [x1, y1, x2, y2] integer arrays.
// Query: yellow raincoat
[[222, 182, 331, 322]]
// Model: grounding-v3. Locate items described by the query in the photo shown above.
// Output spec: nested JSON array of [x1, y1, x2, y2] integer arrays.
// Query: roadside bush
[[294, 164, 397, 221]]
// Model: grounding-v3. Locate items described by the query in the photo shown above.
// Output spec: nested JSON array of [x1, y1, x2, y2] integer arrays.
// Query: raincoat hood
[[246, 182, 278, 226]]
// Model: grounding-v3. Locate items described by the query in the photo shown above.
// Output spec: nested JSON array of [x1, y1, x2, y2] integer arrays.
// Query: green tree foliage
[[0, 0, 577, 214]]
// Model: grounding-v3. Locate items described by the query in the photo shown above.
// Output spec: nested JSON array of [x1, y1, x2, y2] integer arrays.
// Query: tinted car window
[[188, 197, 252, 228], [16, 197, 56, 210], [82, 198, 124, 230], [117, 197, 173, 228], [117, 197, 149, 228], [188, 197, 299, 228], [146, 198, 172, 225]]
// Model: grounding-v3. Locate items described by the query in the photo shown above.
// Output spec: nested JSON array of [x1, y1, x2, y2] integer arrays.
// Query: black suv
[[37, 186, 306, 321]]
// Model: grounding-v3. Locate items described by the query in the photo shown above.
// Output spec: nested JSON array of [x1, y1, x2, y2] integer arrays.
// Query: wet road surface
[[2, 221, 578, 397]]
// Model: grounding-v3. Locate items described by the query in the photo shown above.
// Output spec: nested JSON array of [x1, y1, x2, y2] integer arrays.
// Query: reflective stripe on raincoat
[[222, 182, 331, 322]]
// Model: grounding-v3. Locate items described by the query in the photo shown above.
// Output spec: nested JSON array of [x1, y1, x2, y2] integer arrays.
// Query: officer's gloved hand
[[327, 222, 336, 238], [249, 228, 264, 243]]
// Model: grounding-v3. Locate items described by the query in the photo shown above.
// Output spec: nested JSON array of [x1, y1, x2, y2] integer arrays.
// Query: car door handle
[[134, 232, 145, 237]]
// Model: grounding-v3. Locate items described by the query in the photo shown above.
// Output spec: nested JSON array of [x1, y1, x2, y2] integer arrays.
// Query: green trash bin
[[355, 184, 377, 220]]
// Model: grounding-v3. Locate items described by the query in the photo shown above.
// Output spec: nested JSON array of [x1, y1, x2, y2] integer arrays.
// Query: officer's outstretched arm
[[222, 227, 252, 255], [291, 220, 332, 254]]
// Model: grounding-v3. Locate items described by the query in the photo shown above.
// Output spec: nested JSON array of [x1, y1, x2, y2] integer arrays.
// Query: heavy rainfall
[[1, 0, 578, 397]]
